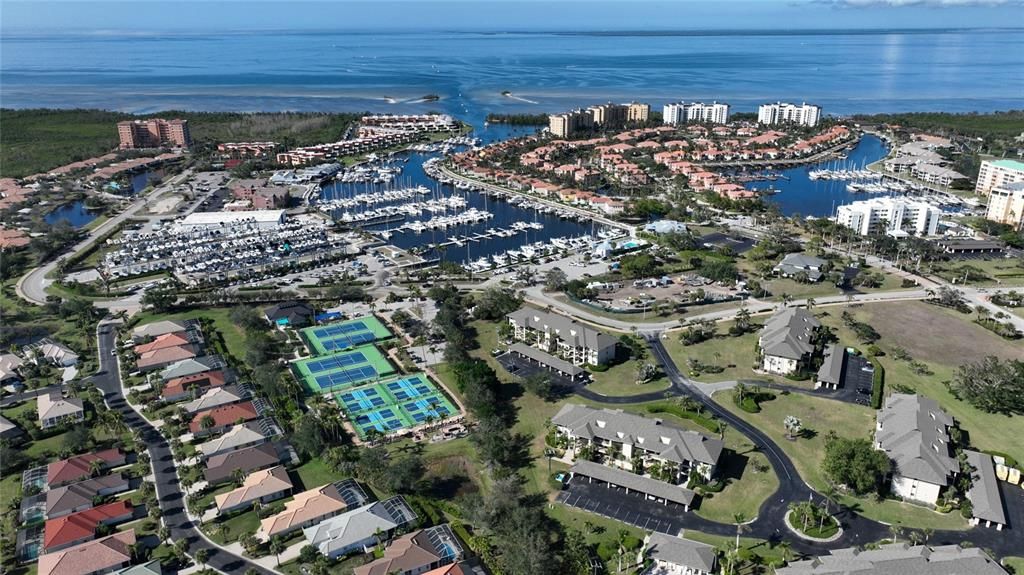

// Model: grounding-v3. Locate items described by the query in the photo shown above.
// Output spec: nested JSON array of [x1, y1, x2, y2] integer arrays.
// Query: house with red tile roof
[[43, 501, 133, 552], [133, 332, 192, 354], [48, 449, 125, 487], [161, 369, 228, 403], [136, 344, 198, 372], [38, 530, 135, 575], [189, 401, 258, 435]]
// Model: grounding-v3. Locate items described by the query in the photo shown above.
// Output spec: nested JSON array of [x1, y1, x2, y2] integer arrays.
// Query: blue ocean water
[[2, 29, 1023, 123]]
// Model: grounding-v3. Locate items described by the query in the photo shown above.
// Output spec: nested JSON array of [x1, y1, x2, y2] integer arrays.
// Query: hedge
[[645, 403, 720, 433], [870, 359, 886, 409]]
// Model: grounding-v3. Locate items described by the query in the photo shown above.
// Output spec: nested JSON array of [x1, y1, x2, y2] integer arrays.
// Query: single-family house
[[197, 422, 271, 460], [37, 530, 135, 575], [48, 449, 126, 487], [43, 501, 133, 552], [38, 391, 85, 430], [161, 369, 229, 402], [353, 524, 464, 575], [258, 482, 352, 541], [182, 385, 250, 414], [304, 496, 418, 559], [189, 400, 258, 436], [203, 443, 280, 484], [773, 253, 827, 282], [46, 474, 130, 519], [214, 465, 293, 515]]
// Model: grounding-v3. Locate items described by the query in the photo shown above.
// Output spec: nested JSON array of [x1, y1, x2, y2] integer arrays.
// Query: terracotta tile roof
[[47, 449, 124, 486], [136, 344, 198, 369], [43, 501, 133, 550], [38, 530, 135, 575], [161, 369, 227, 399], [134, 332, 190, 353], [259, 483, 348, 537], [189, 401, 257, 433]]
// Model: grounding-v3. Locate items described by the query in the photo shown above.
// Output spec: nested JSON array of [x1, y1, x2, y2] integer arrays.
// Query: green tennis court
[[334, 373, 460, 439], [294, 344, 396, 394], [301, 315, 392, 355]]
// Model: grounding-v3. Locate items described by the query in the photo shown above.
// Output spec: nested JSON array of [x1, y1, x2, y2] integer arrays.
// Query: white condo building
[[662, 102, 730, 125], [835, 197, 940, 237], [758, 102, 821, 127]]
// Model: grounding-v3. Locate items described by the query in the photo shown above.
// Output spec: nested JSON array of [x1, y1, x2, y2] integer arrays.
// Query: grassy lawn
[[293, 458, 343, 491], [131, 308, 248, 362], [1003, 557, 1024, 573], [927, 257, 1024, 287], [682, 531, 786, 571], [205, 509, 260, 544], [820, 301, 1024, 464], [662, 325, 763, 384], [587, 361, 671, 396], [194, 482, 236, 512]]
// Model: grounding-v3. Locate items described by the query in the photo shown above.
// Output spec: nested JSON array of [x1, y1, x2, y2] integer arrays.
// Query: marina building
[[117, 118, 191, 149], [875, 394, 958, 506], [976, 158, 1024, 196], [758, 308, 821, 376], [985, 181, 1024, 228], [177, 209, 286, 231], [835, 197, 940, 237], [662, 102, 730, 125], [552, 403, 723, 484], [757, 102, 821, 127], [506, 307, 617, 366]]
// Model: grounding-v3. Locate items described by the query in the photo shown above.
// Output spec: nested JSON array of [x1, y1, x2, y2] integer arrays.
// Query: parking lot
[[842, 353, 874, 406], [557, 479, 706, 536], [495, 351, 582, 388], [699, 232, 756, 255]]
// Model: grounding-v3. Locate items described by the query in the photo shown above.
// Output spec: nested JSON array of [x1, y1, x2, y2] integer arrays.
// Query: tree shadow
[[799, 428, 818, 440]]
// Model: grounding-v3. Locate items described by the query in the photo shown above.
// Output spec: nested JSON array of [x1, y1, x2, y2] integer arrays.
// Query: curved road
[[91, 322, 278, 575], [570, 333, 1022, 557]]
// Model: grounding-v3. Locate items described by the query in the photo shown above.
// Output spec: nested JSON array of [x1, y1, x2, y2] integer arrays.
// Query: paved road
[[16, 170, 193, 305], [566, 334, 1023, 557], [90, 322, 278, 575], [0, 384, 65, 407]]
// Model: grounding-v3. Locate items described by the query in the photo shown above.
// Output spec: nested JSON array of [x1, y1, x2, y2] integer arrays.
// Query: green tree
[[822, 436, 891, 495]]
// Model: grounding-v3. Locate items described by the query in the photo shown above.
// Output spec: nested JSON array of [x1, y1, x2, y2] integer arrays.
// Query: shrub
[[870, 360, 886, 409]]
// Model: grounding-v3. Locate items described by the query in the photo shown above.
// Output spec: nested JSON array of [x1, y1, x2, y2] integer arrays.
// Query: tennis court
[[334, 373, 460, 439], [302, 315, 392, 355], [294, 345, 395, 394]]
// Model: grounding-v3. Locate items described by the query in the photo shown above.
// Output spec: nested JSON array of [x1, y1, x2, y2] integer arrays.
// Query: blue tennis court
[[314, 365, 377, 389], [405, 395, 453, 422], [337, 387, 388, 412], [305, 351, 368, 374], [319, 331, 377, 351], [312, 321, 368, 338], [354, 407, 407, 433], [386, 377, 434, 400]]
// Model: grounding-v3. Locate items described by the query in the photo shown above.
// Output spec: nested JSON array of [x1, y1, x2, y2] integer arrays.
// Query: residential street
[[89, 322, 279, 575]]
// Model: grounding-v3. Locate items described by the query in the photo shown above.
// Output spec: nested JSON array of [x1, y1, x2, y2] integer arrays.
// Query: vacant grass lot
[[131, 307, 249, 362]]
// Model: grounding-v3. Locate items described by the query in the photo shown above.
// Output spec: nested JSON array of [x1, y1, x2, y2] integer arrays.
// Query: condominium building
[[835, 197, 941, 237], [777, 544, 1009, 575], [758, 308, 821, 375], [588, 103, 628, 127], [117, 118, 191, 149], [757, 102, 821, 127], [552, 404, 723, 483], [549, 109, 593, 138], [875, 394, 958, 505], [506, 307, 617, 366], [662, 102, 730, 125], [985, 181, 1024, 228], [627, 101, 651, 122], [976, 159, 1024, 196]]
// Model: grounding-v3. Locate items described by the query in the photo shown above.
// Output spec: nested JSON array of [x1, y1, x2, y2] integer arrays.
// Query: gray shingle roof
[[570, 460, 696, 506], [964, 450, 1007, 525], [816, 345, 845, 385], [304, 497, 416, 556], [875, 394, 958, 486], [644, 532, 716, 573], [553, 404, 723, 466], [507, 307, 618, 352], [759, 308, 821, 360], [160, 355, 224, 381], [509, 343, 585, 376], [776, 543, 1009, 575]]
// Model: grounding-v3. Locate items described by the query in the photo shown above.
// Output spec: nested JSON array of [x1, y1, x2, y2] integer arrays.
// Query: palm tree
[[269, 536, 286, 566], [781, 293, 793, 307], [778, 540, 793, 564], [88, 458, 105, 477], [890, 523, 904, 544], [157, 526, 171, 544], [820, 483, 839, 532], [732, 513, 749, 552], [922, 527, 933, 544], [194, 548, 209, 569], [806, 297, 816, 311]]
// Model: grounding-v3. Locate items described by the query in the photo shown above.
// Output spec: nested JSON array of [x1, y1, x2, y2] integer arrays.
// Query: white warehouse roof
[[179, 210, 285, 228]]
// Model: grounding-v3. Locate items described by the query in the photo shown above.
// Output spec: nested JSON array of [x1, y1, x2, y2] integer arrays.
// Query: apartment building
[[506, 307, 617, 366], [552, 404, 723, 483], [777, 544, 1009, 575], [627, 101, 651, 122], [549, 109, 594, 138], [875, 394, 958, 505], [758, 308, 821, 376], [757, 102, 821, 127], [835, 197, 941, 237], [985, 181, 1024, 228], [588, 103, 628, 127], [662, 102, 730, 125], [975, 159, 1024, 196], [117, 118, 191, 149]]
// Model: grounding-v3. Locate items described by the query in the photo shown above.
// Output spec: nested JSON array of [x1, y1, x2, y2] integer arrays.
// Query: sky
[[2, 0, 1023, 32]]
